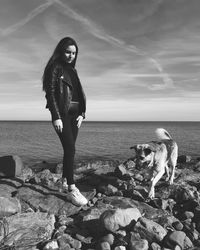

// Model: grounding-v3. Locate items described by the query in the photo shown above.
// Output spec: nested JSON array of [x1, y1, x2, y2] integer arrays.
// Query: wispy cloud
[[1, 0, 53, 37], [54, 0, 173, 90]]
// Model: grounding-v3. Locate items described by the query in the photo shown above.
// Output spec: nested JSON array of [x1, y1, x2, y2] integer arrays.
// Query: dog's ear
[[144, 148, 152, 156], [147, 144, 157, 152]]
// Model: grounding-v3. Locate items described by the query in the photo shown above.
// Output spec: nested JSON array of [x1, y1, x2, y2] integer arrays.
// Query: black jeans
[[56, 104, 79, 185]]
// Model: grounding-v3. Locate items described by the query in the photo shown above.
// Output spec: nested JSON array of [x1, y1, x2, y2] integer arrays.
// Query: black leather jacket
[[45, 61, 86, 121]]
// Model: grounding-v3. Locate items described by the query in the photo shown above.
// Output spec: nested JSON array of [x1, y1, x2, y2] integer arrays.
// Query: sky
[[0, 0, 200, 121]]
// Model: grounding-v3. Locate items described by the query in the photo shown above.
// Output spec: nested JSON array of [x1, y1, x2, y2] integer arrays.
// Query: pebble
[[172, 221, 183, 231], [100, 234, 115, 245], [114, 246, 126, 250]]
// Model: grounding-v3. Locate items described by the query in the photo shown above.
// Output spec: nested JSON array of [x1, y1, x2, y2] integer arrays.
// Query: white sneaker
[[69, 187, 88, 206]]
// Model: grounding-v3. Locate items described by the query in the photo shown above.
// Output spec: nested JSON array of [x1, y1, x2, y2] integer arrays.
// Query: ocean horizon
[[0, 120, 199, 167]]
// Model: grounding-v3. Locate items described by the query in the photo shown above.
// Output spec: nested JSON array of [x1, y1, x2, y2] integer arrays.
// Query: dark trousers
[[56, 105, 79, 185]]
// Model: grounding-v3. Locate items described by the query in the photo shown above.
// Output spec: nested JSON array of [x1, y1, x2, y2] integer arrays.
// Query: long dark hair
[[42, 37, 78, 91]]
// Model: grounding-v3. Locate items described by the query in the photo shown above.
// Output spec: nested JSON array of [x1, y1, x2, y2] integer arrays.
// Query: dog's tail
[[155, 128, 172, 140]]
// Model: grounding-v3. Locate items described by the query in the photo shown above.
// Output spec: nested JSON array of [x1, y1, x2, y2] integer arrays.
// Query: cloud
[[1, 0, 53, 37], [53, 0, 173, 89]]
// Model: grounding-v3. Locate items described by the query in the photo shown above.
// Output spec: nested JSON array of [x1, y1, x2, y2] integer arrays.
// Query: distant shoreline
[[0, 120, 200, 123]]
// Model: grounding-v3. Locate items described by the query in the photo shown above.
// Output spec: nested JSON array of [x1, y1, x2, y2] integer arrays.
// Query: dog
[[130, 128, 178, 199]]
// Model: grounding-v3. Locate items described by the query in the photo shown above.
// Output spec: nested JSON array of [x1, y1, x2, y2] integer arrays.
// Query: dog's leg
[[169, 145, 178, 185], [148, 168, 165, 199], [165, 164, 170, 182]]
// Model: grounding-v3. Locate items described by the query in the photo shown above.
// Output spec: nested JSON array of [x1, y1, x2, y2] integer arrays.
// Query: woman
[[43, 37, 87, 206]]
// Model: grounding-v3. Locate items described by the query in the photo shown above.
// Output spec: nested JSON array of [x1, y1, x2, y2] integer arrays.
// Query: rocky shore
[[1, 154, 200, 250]]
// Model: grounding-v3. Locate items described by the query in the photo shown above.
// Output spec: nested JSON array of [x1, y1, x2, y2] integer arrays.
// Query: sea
[[0, 121, 199, 167]]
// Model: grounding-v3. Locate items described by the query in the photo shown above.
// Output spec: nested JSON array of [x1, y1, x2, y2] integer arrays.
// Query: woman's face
[[64, 45, 76, 64]]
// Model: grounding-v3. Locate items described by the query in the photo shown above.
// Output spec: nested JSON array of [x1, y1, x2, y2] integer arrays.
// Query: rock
[[0, 196, 21, 217], [57, 224, 67, 233], [2, 157, 200, 249], [180, 211, 194, 220], [116, 230, 126, 237], [133, 217, 167, 243], [16, 183, 95, 216], [129, 188, 147, 202], [70, 238, 82, 249], [163, 231, 186, 249], [163, 247, 181, 250], [114, 246, 126, 250], [57, 235, 71, 249], [170, 185, 198, 203], [19, 167, 34, 182], [98, 184, 118, 196], [0, 178, 22, 197], [184, 236, 194, 249], [1, 212, 55, 247], [100, 234, 115, 245], [130, 231, 142, 241], [134, 173, 144, 182], [127, 178, 137, 188], [172, 221, 183, 231], [0, 155, 23, 177], [97, 196, 168, 222], [75, 234, 93, 244], [124, 159, 136, 169], [98, 241, 111, 250], [43, 240, 59, 250], [182, 218, 192, 228], [156, 215, 179, 230], [100, 207, 141, 233], [129, 239, 148, 250], [57, 233, 82, 249], [77, 208, 108, 238], [58, 215, 73, 227], [186, 227, 199, 242], [115, 164, 127, 177], [151, 242, 162, 250], [32, 169, 57, 187], [177, 155, 192, 163]]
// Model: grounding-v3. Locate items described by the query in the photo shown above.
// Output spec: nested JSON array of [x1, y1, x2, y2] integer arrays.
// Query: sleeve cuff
[[81, 112, 85, 119]]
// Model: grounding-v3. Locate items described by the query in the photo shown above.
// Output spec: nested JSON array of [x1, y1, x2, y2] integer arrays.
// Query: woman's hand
[[53, 119, 63, 133], [76, 115, 84, 128]]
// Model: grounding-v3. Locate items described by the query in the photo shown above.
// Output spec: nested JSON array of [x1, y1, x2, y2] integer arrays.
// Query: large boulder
[[100, 207, 141, 233], [0, 155, 23, 177], [16, 183, 96, 216], [163, 231, 193, 249], [133, 217, 167, 243], [0, 212, 55, 248], [98, 196, 168, 222], [0, 196, 21, 217], [0, 178, 22, 197]]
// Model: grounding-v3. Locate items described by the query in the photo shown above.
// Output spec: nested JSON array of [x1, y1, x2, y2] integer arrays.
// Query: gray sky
[[0, 0, 200, 121]]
